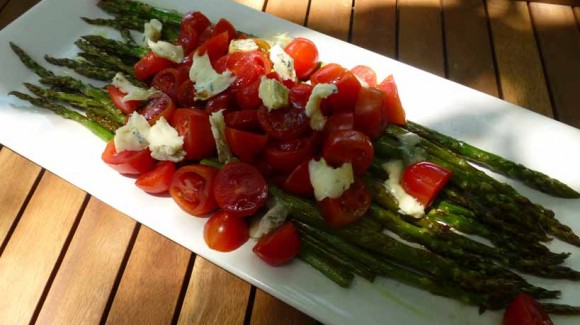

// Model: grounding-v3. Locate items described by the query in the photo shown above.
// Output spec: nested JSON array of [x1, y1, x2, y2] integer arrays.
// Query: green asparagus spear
[[81, 35, 147, 61], [98, 0, 182, 27], [81, 17, 136, 44], [24, 83, 102, 111], [9, 42, 55, 78], [44, 55, 116, 81], [298, 242, 354, 288]]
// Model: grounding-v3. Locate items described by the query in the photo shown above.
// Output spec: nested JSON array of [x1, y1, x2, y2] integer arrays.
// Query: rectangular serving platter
[[1, 0, 579, 324]]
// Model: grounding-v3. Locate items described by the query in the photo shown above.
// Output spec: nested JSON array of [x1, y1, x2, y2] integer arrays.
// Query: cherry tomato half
[[134, 52, 175, 81], [317, 180, 371, 228], [151, 68, 188, 104], [310, 63, 361, 113], [204, 211, 249, 252], [377, 75, 406, 126], [503, 293, 554, 325], [225, 127, 268, 162], [253, 222, 301, 266], [264, 136, 315, 174], [401, 161, 452, 206], [107, 86, 141, 115], [170, 164, 219, 216], [257, 105, 310, 140], [350, 65, 377, 87], [283, 160, 314, 197], [101, 140, 155, 175], [171, 108, 216, 161], [284, 37, 319, 80], [353, 87, 387, 140], [323, 130, 374, 175], [135, 161, 176, 194], [139, 92, 176, 126]]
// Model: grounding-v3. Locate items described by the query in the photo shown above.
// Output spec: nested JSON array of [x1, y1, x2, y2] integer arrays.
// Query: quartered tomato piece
[[317, 180, 371, 228], [101, 140, 155, 175], [289, 83, 313, 109], [310, 63, 361, 113], [283, 160, 314, 197], [135, 161, 175, 194], [401, 161, 452, 206], [284, 37, 319, 80], [253, 222, 301, 266], [151, 68, 188, 103], [171, 108, 216, 161], [170, 164, 219, 216], [353, 87, 387, 140], [196, 31, 230, 63], [350, 65, 377, 87], [323, 130, 374, 175], [204, 211, 249, 252], [139, 92, 176, 125], [225, 127, 268, 162], [213, 18, 238, 43], [179, 11, 211, 54], [134, 52, 175, 81], [377, 75, 406, 126], [257, 105, 310, 140], [107, 85, 141, 115], [503, 293, 553, 325]]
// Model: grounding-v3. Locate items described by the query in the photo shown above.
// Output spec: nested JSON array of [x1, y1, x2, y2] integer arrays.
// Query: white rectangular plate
[[1, 1, 580, 324]]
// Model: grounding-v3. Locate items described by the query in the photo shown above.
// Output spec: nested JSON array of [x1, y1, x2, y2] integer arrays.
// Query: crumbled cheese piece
[[147, 39, 184, 63], [399, 133, 427, 164], [228, 39, 259, 53], [209, 110, 233, 163], [382, 160, 425, 218], [143, 19, 162, 44], [309, 158, 354, 201], [269, 44, 296, 82], [189, 52, 236, 100], [258, 76, 289, 111], [148, 117, 185, 162], [114, 112, 150, 152], [112, 73, 160, 102], [305, 83, 337, 131], [249, 197, 289, 239]]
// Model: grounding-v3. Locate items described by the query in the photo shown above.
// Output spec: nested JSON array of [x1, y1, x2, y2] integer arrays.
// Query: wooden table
[[1, 0, 579, 324]]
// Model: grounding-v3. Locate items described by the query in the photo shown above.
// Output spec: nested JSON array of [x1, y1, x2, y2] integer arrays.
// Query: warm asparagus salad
[[7, 0, 580, 323]]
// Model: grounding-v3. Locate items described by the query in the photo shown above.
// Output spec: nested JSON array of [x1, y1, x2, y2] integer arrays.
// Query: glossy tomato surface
[[101, 140, 155, 175], [377, 75, 406, 126], [134, 52, 175, 81], [257, 105, 310, 140], [322, 130, 374, 175], [283, 160, 314, 197], [107, 86, 141, 115], [401, 161, 452, 206], [139, 92, 176, 125], [503, 293, 554, 325], [135, 161, 175, 194], [253, 222, 301, 266], [353, 87, 387, 140], [310, 63, 361, 113], [284, 37, 319, 80], [225, 127, 268, 162], [171, 108, 216, 161], [170, 164, 219, 216], [350, 65, 377, 87], [317, 180, 372, 228], [204, 211, 249, 252], [264, 136, 315, 174]]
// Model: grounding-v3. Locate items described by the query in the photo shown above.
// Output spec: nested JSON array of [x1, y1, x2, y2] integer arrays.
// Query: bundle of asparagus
[[7, 0, 580, 316]]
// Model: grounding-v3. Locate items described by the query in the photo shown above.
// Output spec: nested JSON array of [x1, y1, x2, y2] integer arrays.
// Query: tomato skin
[[253, 222, 301, 266], [283, 160, 314, 197], [323, 130, 374, 175], [317, 180, 371, 228], [179, 11, 211, 55], [196, 31, 229, 63], [134, 52, 175, 81], [264, 136, 315, 174], [176, 80, 196, 108], [284, 37, 319, 80], [206, 91, 236, 113], [139, 92, 176, 125], [225, 127, 268, 162], [170, 164, 219, 216], [377, 75, 406, 126], [353, 87, 387, 140], [503, 293, 553, 325], [257, 105, 310, 140], [213, 161, 269, 218], [204, 211, 249, 252], [289, 83, 313, 109], [310, 63, 361, 113], [350, 65, 377, 87], [224, 109, 261, 132], [151, 68, 188, 103], [101, 140, 155, 175], [323, 112, 354, 140], [171, 108, 216, 161], [213, 18, 238, 43], [135, 161, 175, 194], [107, 86, 141, 115], [401, 161, 452, 206], [234, 76, 262, 109]]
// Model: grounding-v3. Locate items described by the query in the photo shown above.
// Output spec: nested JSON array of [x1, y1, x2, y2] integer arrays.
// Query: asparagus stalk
[[9, 42, 55, 78], [80, 35, 147, 62], [74, 39, 135, 75], [98, 0, 183, 27], [24, 83, 102, 111], [81, 17, 136, 44], [298, 242, 354, 288], [44, 55, 116, 81]]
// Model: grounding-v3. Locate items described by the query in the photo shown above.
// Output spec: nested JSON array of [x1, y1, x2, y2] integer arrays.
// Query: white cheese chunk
[[147, 39, 184, 63], [112, 73, 160, 102], [143, 19, 162, 44], [258, 76, 289, 111], [189, 52, 236, 101], [114, 112, 150, 152], [228, 39, 259, 53], [309, 158, 354, 201], [305, 83, 337, 131], [269, 44, 296, 82], [399, 133, 427, 164], [209, 110, 233, 163], [148, 117, 185, 162], [382, 160, 425, 218], [249, 197, 289, 239]]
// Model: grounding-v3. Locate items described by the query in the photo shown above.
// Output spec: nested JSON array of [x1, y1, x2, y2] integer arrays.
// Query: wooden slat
[[351, 0, 397, 57], [35, 198, 136, 324], [487, 0, 553, 116], [398, 0, 445, 77], [530, 3, 580, 128], [265, 0, 310, 25], [177, 257, 251, 324], [250, 289, 317, 325], [575, 7, 580, 28], [307, 0, 352, 41], [0, 172, 86, 324], [0, 0, 39, 29], [0, 149, 41, 246], [105, 226, 190, 324], [442, 0, 498, 96]]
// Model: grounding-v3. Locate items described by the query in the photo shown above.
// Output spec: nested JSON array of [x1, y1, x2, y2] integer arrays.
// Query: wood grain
[[487, 0, 553, 116], [178, 257, 251, 324], [442, 0, 498, 96], [351, 0, 397, 58], [266, 0, 310, 25], [0, 148, 41, 246], [398, 0, 445, 77], [0, 172, 86, 324], [0, 0, 39, 29], [35, 198, 136, 325], [105, 226, 191, 324], [250, 289, 317, 325], [307, 0, 352, 41], [530, 2, 580, 128]]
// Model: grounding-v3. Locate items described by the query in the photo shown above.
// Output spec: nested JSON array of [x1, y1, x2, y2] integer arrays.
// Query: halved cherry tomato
[[264, 136, 315, 174], [401, 161, 452, 206], [213, 18, 238, 43], [139, 92, 176, 125], [217, 50, 272, 92], [176, 80, 196, 108], [310, 63, 361, 113], [170, 164, 219, 216], [151, 68, 188, 103], [225, 127, 268, 162], [353, 87, 387, 140], [234, 76, 262, 109], [206, 91, 236, 113], [196, 31, 229, 63], [135, 161, 175, 194], [350, 65, 377, 87], [253, 222, 301, 266], [284, 37, 319, 80], [101, 140, 155, 175], [134, 52, 175, 81], [317, 180, 371, 228], [179, 11, 211, 54], [323, 112, 354, 140], [106, 85, 141, 115], [283, 160, 314, 197], [257, 105, 310, 140], [323, 130, 374, 175], [377, 75, 406, 126], [503, 293, 553, 325], [224, 109, 261, 132], [213, 161, 268, 218], [171, 108, 216, 161], [204, 211, 249, 252], [289, 83, 313, 109]]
